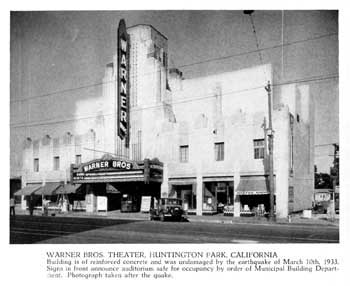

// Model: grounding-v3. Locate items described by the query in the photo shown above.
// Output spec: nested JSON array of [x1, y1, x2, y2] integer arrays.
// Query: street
[[10, 215, 339, 244]]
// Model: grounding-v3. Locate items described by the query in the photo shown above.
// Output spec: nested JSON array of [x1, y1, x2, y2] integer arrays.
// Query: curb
[[188, 218, 339, 228], [13, 208, 339, 228]]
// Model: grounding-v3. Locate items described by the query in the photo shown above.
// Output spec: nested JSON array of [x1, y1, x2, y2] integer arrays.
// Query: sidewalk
[[189, 213, 339, 227], [14, 206, 339, 227]]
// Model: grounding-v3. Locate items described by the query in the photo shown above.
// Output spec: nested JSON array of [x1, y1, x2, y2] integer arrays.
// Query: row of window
[[179, 139, 265, 163], [33, 154, 82, 172], [33, 140, 266, 170]]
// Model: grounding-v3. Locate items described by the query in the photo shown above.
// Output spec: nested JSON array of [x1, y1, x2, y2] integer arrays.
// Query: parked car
[[150, 198, 185, 222]]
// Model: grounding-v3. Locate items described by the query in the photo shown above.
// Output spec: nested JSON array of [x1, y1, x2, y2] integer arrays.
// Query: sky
[[10, 10, 338, 172]]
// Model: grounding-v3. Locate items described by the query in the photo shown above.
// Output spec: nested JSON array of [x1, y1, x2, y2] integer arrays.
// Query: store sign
[[236, 190, 269, 195], [117, 19, 130, 146]]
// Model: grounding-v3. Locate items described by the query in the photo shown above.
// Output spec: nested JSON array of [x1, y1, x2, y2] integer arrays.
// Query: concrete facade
[[11, 24, 314, 218]]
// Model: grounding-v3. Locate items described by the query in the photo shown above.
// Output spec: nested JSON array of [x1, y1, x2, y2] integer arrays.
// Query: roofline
[[127, 24, 168, 40]]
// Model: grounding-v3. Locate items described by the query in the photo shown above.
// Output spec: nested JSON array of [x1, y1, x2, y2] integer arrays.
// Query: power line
[[274, 74, 338, 87], [10, 32, 338, 104], [10, 73, 338, 128], [178, 32, 337, 70], [246, 11, 264, 69]]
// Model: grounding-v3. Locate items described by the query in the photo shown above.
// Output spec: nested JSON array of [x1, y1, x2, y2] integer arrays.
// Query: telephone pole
[[244, 10, 275, 218], [265, 81, 275, 219]]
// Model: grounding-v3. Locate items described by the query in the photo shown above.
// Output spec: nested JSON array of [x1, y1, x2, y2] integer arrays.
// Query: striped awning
[[13, 184, 42, 196], [55, 184, 82, 194], [235, 176, 272, 195], [34, 182, 62, 196]]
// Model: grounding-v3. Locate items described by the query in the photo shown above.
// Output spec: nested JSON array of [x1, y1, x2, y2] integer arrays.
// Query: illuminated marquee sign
[[117, 19, 130, 147], [83, 160, 132, 172], [71, 158, 138, 183], [71, 158, 163, 184]]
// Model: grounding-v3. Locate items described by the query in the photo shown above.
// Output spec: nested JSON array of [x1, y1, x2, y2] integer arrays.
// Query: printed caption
[[46, 251, 340, 279]]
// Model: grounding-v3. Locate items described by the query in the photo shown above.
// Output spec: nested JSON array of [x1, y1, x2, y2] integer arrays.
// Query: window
[[33, 158, 39, 172], [75, 154, 82, 165], [214, 142, 224, 161], [253, 139, 265, 159], [179, 145, 189, 163], [53, 156, 60, 170]]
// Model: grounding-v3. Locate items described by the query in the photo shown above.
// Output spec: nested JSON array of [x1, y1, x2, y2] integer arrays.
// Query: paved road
[[10, 215, 339, 244]]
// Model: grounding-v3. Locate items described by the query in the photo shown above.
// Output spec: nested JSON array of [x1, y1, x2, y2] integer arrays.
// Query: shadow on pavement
[[10, 215, 140, 244]]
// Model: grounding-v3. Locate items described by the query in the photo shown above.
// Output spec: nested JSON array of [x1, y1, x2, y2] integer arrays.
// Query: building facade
[[13, 21, 314, 218]]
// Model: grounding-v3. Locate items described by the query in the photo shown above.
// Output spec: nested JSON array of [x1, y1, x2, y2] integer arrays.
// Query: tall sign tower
[[117, 19, 130, 147]]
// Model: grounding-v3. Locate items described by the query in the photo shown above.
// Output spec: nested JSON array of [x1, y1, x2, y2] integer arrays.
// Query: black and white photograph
[[9, 10, 339, 244], [4, 3, 349, 284]]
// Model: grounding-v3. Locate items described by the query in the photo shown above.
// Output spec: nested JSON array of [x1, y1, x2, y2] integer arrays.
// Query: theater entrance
[[71, 156, 163, 213]]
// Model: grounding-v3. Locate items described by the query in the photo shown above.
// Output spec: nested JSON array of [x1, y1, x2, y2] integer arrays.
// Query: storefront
[[71, 155, 163, 212], [168, 178, 196, 213], [235, 176, 274, 216], [202, 178, 234, 214], [168, 177, 234, 215], [14, 182, 83, 212]]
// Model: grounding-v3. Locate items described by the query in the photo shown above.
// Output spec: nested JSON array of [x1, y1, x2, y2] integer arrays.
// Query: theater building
[[14, 20, 314, 218]]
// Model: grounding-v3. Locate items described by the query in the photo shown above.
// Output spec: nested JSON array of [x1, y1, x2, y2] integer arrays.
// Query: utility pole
[[263, 117, 268, 159], [265, 81, 275, 219], [329, 143, 339, 220], [244, 10, 274, 218]]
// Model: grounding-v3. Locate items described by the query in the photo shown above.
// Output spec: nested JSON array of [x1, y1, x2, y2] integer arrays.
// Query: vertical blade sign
[[117, 19, 130, 147]]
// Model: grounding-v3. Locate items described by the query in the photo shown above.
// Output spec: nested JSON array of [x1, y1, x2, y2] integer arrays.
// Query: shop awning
[[55, 184, 82, 194], [13, 184, 42, 196], [203, 188, 214, 197], [106, 183, 120, 194], [168, 177, 196, 185], [235, 177, 271, 195], [203, 176, 233, 182], [34, 182, 62, 196]]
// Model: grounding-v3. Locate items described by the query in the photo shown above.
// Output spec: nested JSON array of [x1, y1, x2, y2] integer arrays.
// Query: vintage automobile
[[150, 198, 185, 222]]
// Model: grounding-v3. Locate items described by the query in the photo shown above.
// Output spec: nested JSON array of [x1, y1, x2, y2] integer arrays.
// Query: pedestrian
[[28, 195, 35, 216], [43, 198, 49, 216], [10, 197, 15, 216], [58, 197, 63, 213]]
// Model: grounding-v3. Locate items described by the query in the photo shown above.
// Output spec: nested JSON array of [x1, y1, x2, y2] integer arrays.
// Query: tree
[[315, 172, 332, 189]]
